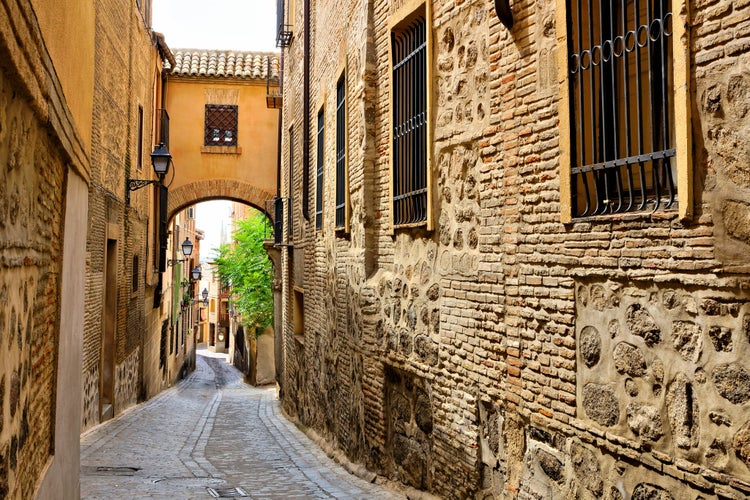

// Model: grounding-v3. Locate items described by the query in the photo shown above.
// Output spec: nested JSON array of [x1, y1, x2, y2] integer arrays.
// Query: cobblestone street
[[80, 348, 403, 499]]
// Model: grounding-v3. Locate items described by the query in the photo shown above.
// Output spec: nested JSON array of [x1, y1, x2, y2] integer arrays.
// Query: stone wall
[[279, 0, 750, 497], [0, 59, 66, 498], [0, 0, 93, 495], [82, 0, 162, 431], [115, 348, 141, 413]]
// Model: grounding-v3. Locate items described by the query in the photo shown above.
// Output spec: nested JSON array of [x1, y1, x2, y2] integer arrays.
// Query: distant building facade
[[1, 1, 281, 496], [277, 0, 750, 497]]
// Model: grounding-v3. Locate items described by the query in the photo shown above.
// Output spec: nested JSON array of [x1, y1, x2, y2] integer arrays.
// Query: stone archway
[[167, 179, 275, 223]]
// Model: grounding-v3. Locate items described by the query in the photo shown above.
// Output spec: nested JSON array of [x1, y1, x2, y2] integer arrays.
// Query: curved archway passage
[[178, 200, 281, 388], [168, 180, 275, 223]]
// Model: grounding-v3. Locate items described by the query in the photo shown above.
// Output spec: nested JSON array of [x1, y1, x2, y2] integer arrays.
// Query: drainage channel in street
[[207, 486, 249, 498]]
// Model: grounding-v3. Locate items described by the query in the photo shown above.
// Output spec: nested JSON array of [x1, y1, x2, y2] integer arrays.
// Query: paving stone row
[[80, 350, 403, 499]]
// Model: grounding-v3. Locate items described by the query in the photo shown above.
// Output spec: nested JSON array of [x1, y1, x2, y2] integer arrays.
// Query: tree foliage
[[212, 213, 273, 333]]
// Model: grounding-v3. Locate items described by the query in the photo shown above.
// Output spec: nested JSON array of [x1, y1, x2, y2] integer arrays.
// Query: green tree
[[213, 213, 273, 334]]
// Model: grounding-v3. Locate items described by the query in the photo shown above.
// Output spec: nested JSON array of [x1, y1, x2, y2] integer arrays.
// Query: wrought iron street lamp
[[128, 143, 173, 191], [191, 266, 202, 281], [168, 237, 193, 266]]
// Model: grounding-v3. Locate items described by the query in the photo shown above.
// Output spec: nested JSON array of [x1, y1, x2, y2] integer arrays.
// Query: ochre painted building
[[0, 0, 93, 496], [277, 0, 750, 497], [164, 49, 280, 220], [0, 1, 281, 497]]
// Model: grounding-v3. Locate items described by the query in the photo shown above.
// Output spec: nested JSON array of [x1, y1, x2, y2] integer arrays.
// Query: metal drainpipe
[[302, 0, 310, 220]]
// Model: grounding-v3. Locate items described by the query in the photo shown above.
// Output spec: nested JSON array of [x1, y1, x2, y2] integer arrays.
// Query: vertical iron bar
[[393, 33, 400, 225], [289, 127, 294, 240], [404, 26, 414, 224], [587, 0, 602, 214], [607, 2, 624, 212], [411, 21, 418, 224], [646, 0, 662, 209], [622, 0, 635, 211], [660, 0, 675, 206], [634, 0, 647, 209], [419, 19, 426, 223], [599, 0, 615, 213], [575, 0, 591, 216]]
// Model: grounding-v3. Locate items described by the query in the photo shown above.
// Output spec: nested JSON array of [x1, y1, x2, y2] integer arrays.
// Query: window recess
[[391, 13, 428, 228], [565, 0, 678, 218]]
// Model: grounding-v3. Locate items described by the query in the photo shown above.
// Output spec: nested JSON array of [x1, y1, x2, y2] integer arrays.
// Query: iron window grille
[[315, 109, 324, 230], [274, 197, 284, 245], [335, 77, 347, 229], [204, 104, 238, 146], [288, 127, 295, 242], [392, 15, 428, 227], [132, 255, 139, 292], [566, 0, 675, 218], [276, 0, 293, 47], [159, 320, 167, 368], [136, 106, 143, 171]]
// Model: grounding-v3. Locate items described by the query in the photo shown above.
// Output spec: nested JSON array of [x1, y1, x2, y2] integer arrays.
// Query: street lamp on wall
[[201, 288, 209, 308], [168, 237, 193, 266], [191, 266, 202, 281], [128, 143, 173, 191]]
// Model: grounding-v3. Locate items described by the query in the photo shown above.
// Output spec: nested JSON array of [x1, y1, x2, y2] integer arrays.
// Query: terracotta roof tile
[[166, 49, 280, 80]]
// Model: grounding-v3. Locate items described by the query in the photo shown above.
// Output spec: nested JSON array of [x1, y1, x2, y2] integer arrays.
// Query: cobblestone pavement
[[80, 348, 403, 499]]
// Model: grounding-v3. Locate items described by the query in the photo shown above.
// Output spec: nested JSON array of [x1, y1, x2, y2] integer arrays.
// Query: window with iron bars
[[566, 0, 675, 218], [392, 13, 427, 227], [204, 104, 238, 146], [315, 109, 324, 230], [335, 76, 347, 230], [288, 126, 295, 242]]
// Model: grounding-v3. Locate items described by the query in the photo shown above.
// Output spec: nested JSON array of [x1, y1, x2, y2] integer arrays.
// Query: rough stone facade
[[278, 0, 750, 498], [81, 0, 170, 431], [0, 67, 67, 498], [0, 0, 92, 496]]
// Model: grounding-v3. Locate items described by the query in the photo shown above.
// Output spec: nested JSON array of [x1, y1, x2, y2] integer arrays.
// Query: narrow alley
[[80, 347, 402, 500]]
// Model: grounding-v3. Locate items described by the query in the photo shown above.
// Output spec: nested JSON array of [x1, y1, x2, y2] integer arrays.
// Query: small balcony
[[276, 0, 293, 48], [266, 59, 282, 109]]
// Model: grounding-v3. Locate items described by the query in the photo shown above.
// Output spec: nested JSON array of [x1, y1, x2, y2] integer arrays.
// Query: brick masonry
[[279, 0, 750, 498], [168, 180, 275, 223], [82, 0, 168, 433], [0, 70, 68, 498]]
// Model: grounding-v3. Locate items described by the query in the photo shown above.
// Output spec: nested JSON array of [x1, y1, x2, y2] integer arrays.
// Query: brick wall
[[280, 0, 750, 497], [0, 54, 67, 500], [82, 0, 164, 431]]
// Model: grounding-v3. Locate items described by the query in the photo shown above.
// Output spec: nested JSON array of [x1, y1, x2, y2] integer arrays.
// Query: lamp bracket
[[494, 0, 513, 28], [128, 179, 159, 191], [167, 258, 187, 266]]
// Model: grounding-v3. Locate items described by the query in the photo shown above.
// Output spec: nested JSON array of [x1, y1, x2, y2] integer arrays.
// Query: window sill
[[392, 220, 430, 233], [201, 145, 242, 155]]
